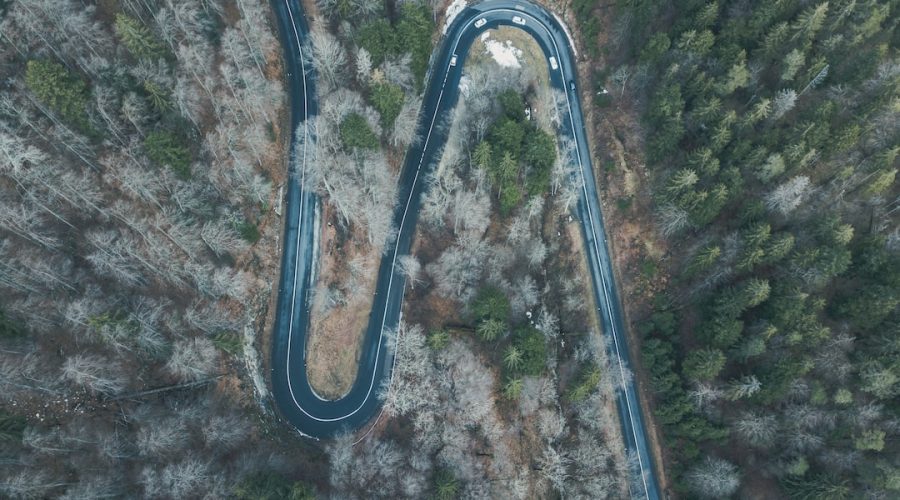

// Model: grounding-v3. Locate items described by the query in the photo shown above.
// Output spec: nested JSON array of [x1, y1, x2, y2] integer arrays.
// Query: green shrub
[[0, 308, 24, 338], [233, 472, 315, 500], [640, 258, 658, 278], [523, 127, 555, 195], [567, 363, 602, 402], [503, 377, 524, 399], [682, 348, 726, 381], [357, 5, 434, 89], [114, 13, 166, 60], [144, 131, 192, 179], [476, 318, 506, 341], [503, 345, 523, 370], [25, 59, 91, 132], [498, 89, 525, 121], [427, 329, 450, 351], [236, 221, 261, 244], [87, 310, 138, 335], [512, 326, 547, 376], [499, 185, 523, 215], [640, 33, 670, 62], [786, 456, 809, 476], [370, 82, 404, 129], [854, 429, 886, 451], [0, 412, 26, 442], [212, 332, 242, 356], [358, 19, 398, 66], [396, 3, 434, 89], [471, 286, 510, 322], [833, 388, 853, 405], [339, 113, 378, 150], [432, 468, 460, 500], [143, 80, 172, 112]]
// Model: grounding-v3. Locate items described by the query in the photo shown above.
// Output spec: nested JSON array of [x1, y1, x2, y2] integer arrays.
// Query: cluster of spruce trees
[[610, 0, 898, 497]]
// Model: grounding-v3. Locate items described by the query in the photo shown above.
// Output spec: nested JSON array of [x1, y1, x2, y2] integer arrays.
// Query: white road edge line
[[278, 7, 652, 494]]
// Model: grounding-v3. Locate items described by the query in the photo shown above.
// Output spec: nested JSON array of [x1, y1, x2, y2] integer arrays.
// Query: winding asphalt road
[[269, 1, 660, 497]]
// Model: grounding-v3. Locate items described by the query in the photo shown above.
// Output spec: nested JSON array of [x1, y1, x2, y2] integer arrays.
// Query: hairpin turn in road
[[269, 1, 660, 497]]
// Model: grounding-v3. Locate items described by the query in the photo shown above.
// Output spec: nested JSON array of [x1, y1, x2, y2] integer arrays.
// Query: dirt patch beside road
[[305, 204, 377, 399], [565, 8, 674, 495]]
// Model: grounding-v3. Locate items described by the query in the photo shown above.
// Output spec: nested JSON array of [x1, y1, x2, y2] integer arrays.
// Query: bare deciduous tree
[[309, 27, 346, 92], [381, 54, 413, 91], [391, 97, 422, 148], [141, 458, 212, 498], [733, 412, 777, 448], [59, 475, 121, 500], [381, 323, 436, 417], [61, 355, 126, 396], [200, 219, 248, 257], [766, 175, 811, 215], [771, 88, 797, 120], [451, 187, 490, 236], [137, 418, 190, 458], [427, 235, 489, 301], [165, 337, 219, 382], [0, 469, 69, 499], [686, 456, 740, 498], [202, 414, 250, 451], [397, 255, 423, 290], [657, 203, 692, 237], [538, 445, 570, 492]]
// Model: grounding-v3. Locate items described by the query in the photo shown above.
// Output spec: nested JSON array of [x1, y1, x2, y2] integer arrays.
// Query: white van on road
[[549, 56, 558, 70]]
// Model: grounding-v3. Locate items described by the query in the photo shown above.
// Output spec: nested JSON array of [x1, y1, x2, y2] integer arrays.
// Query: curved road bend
[[269, 1, 660, 497]]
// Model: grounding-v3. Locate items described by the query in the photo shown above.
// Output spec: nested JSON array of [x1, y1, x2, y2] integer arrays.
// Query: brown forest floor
[[304, 206, 377, 399], [561, 6, 675, 495], [255, 0, 672, 491], [400, 28, 631, 494]]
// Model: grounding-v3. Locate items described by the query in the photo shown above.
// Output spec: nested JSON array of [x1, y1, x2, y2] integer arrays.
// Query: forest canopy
[[605, 0, 899, 497]]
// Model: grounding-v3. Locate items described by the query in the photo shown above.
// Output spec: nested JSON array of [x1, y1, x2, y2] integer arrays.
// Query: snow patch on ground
[[443, 0, 468, 34], [481, 32, 523, 68]]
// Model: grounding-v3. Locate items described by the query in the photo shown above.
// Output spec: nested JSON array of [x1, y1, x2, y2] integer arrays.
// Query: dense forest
[[301, 3, 630, 493], [380, 63, 630, 497], [594, 0, 899, 497], [298, 0, 434, 396], [1, 0, 897, 497], [0, 0, 325, 497]]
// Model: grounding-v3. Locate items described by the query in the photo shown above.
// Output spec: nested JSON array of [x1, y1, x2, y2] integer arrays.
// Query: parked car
[[512, 16, 525, 25], [475, 18, 487, 28], [549, 56, 558, 70]]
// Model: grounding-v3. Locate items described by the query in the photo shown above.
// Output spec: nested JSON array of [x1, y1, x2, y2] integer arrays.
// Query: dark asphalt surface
[[269, 1, 659, 497]]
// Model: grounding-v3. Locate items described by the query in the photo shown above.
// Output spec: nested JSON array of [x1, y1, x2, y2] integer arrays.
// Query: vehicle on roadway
[[549, 56, 558, 70], [449, 54, 458, 67], [475, 18, 487, 28], [270, 1, 660, 497]]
